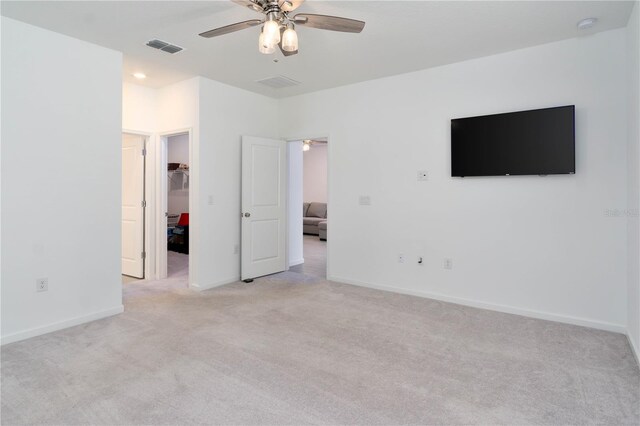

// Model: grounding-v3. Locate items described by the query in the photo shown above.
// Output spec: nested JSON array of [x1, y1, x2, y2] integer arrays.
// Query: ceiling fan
[[199, 0, 365, 56]]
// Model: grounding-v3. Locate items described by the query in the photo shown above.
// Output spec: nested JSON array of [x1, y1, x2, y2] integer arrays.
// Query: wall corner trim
[[289, 258, 305, 267], [628, 333, 640, 366], [0, 305, 125, 346], [191, 276, 239, 292]]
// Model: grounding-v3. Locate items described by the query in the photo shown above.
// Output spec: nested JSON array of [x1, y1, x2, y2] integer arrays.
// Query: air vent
[[256, 75, 301, 89], [146, 39, 184, 54]]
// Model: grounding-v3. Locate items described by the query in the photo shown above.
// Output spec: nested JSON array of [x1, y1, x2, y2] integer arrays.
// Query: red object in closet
[[178, 213, 189, 226]]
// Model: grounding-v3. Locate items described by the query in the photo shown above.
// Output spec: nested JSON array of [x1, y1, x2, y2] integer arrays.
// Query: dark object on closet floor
[[168, 225, 189, 254]]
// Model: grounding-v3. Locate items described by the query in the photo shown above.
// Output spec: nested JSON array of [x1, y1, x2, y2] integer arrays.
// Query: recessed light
[[577, 17, 597, 30], [133, 72, 147, 79]]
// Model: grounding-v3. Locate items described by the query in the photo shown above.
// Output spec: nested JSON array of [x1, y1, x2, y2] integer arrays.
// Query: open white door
[[241, 136, 287, 281], [122, 134, 145, 278]]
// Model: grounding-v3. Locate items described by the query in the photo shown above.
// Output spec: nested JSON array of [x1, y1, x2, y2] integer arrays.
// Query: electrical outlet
[[417, 170, 429, 181], [444, 258, 453, 270], [208, 195, 214, 205], [233, 244, 240, 254], [359, 195, 371, 206], [398, 254, 405, 263], [36, 278, 48, 292]]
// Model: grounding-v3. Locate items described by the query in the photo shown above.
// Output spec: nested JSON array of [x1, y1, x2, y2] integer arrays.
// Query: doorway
[[288, 138, 328, 279], [166, 133, 190, 279], [122, 133, 146, 283]]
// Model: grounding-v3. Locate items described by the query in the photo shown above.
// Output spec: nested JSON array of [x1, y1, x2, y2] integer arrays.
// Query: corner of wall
[[627, 0, 640, 364]]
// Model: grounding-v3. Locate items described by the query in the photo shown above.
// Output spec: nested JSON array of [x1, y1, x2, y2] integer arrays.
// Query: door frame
[[122, 130, 151, 280], [158, 129, 194, 285], [285, 134, 331, 279]]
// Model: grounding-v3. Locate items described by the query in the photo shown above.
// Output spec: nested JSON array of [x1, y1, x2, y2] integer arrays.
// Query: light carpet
[[1, 269, 638, 424]]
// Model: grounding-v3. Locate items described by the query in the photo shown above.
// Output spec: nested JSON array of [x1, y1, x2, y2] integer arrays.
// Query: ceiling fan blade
[[231, 0, 264, 13], [279, 0, 304, 12], [293, 14, 365, 33], [199, 19, 262, 38], [278, 27, 298, 56]]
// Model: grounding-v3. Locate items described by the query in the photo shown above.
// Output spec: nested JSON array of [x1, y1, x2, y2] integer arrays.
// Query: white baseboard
[[328, 275, 627, 334], [628, 333, 640, 366], [289, 258, 305, 267], [0, 305, 125, 346], [191, 276, 239, 291]]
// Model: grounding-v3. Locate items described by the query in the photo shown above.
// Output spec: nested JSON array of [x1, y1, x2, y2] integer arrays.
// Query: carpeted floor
[[1, 267, 639, 424]]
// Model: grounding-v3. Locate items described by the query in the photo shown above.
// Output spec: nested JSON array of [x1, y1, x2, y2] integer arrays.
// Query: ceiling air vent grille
[[256, 75, 301, 89], [146, 39, 184, 54]]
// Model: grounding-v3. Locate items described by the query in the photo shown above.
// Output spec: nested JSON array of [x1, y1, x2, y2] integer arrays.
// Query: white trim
[[0, 305, 125, 346], [329, 275, 627, 334], [628, 333, 640, 366], [191, 276, 239, 291], [285, 140, 291, 271], [289, 258, 305, 267], [325, 135, 331, 279], [157, 135, 169, 280]]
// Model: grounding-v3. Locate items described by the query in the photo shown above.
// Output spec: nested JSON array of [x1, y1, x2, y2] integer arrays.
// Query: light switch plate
[[359, 195, 371, 206]]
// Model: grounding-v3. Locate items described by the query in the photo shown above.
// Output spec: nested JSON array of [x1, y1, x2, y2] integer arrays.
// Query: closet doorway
[[166, 133, 190, 279]]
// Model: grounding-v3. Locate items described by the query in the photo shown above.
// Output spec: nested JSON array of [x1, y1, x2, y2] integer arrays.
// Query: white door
[[241, 136, 287, 281], [122, 134, 145, 278]]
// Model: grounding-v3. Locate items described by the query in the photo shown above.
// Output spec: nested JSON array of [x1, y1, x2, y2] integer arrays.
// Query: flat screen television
[[451, 105, 575, 177]]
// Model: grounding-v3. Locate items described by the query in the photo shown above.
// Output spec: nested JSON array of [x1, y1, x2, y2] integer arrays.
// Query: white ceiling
[[1, 1, 635, 98]]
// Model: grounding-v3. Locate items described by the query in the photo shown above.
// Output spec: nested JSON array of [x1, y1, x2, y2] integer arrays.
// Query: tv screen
[[451, 105, 575, 177]]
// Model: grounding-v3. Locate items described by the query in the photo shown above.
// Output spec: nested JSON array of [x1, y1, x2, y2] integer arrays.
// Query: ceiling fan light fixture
[[259, 30, 276, 54], [282, 25, 298, 52], [200, 0, 366, 58], [263, 18, 281, 46]]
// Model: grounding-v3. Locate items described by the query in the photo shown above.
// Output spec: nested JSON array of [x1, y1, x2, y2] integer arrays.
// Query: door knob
[[244, 212, 251, 217]]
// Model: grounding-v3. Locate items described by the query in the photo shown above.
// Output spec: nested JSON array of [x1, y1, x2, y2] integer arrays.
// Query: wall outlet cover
[[36, 278, 48, 292]]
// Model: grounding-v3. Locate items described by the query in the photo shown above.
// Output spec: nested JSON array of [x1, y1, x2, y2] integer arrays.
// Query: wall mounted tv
[[451, 105, 575, 177]]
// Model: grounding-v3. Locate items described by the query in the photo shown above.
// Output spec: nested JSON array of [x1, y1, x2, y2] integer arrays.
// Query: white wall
[[1, 18, 123, 343], [279, 28, 629, 332], [303, 144, 327, 203], [197, 77, 279, 289], [168, 133, 190, 165], [168, 133, 189, 215], [288, 141, 304, 266], [627, 2, 640, 358], [123, 82, 156, 133]]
